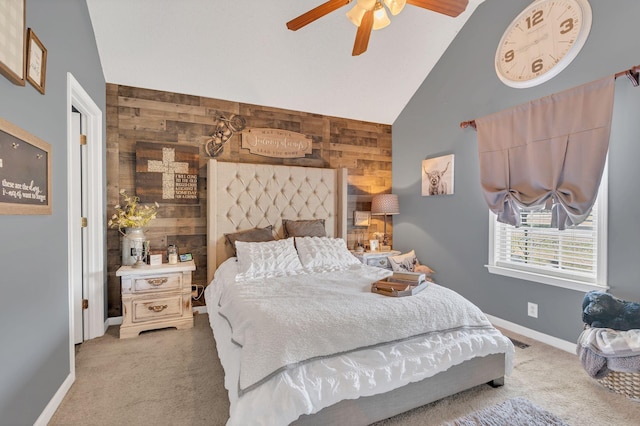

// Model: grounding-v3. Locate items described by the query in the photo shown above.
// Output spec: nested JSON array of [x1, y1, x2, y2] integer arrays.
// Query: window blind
[[493, 201, 599, 284]]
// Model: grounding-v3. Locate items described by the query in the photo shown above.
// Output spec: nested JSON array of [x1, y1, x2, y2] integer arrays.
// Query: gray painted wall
[[393, 0, 640, 343], [0, 1, 105, 424]]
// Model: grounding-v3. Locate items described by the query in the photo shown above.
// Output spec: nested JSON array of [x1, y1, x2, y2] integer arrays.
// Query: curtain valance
[[475, 76, 615, 230]]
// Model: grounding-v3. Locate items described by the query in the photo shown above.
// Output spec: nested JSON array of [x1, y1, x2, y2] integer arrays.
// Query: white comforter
[[207, 259, 514, 426]]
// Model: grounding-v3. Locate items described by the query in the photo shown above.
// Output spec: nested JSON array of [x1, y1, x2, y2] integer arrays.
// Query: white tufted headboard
[[207, 160, 347, 283]]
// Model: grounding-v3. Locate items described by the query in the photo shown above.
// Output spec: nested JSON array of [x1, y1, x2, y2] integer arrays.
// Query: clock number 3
[[560, 18, 574, 34]]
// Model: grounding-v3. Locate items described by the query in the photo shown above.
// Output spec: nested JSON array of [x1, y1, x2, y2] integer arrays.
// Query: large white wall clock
[[495, 0, 592, 89]]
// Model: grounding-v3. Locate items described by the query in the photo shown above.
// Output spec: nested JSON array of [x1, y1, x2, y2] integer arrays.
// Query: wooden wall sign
[[0, 117, 52, 215], [135, 142, 199, 204], [242, 128, 312, 158]]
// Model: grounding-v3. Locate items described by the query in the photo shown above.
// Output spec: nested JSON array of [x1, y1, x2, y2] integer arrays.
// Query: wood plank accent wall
[[106, 84, 392, 317]]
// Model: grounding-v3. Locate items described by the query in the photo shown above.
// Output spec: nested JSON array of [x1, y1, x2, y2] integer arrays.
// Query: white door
[[66, 73, 106, 374], [71, 110, 90, 344]]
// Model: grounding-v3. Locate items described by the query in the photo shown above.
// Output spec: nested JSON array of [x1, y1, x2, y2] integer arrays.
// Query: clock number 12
[[526, 10, 544, 29]]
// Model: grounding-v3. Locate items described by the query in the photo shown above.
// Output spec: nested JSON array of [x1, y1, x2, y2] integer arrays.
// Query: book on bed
[[371, 272, 428, 297]]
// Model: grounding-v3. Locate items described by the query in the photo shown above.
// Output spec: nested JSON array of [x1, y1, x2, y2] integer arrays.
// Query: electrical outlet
[[527, 302, 538, 318]]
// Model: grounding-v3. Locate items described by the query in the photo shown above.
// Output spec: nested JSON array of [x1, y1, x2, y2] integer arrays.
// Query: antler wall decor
[[204, 114, 247, 157]]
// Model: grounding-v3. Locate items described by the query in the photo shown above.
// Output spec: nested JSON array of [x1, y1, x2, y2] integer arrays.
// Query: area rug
[[445, 397, 568, 426]]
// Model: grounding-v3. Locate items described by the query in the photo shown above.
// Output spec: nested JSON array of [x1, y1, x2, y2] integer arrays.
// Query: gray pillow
[[282, 219, 326, 238], [224, 225, 275, 257]]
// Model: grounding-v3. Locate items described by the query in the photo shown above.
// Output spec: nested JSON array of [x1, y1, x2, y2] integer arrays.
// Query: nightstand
[[116, 261, 195, 339], [351, 250, 401, 270]]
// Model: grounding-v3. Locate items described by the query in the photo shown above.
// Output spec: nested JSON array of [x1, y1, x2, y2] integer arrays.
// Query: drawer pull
[[148, 305, 168, 313], [146, 278, 168, 287]]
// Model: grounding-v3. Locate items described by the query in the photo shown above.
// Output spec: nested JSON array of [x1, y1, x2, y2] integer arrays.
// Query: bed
[[205, 159, 514, 425]]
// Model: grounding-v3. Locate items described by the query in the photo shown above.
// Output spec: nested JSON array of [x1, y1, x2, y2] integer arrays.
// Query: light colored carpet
[[443, 397, 567, 426], [50, 313, 640, 425]]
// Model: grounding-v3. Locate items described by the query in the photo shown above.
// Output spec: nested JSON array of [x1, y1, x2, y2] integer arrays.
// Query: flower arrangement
[[108, 189, 159, 230]]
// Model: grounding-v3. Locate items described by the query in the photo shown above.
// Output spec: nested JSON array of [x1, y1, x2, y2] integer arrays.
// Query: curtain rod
[[459, 64, 640, 130]]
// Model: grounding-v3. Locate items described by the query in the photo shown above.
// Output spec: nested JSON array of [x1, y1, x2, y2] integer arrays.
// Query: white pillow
[[235, 238, 304, 281], [295, 236, 361, 271], [388, 250, 418, 272]]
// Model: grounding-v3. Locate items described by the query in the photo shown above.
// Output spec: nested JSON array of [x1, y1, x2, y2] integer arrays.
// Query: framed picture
[[0, 117, 52, 215], [135, 142, 199, 204], [0, 0, 26, 86], [353, 210, 370, 226], [26, 28, 47, 94], [369, 239, 379, 252], [422, 154, 455, 196], [179, 253, 193, 262]]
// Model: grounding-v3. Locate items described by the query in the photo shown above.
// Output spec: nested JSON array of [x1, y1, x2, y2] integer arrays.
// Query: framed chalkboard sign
[[0, 117, 52, 215]]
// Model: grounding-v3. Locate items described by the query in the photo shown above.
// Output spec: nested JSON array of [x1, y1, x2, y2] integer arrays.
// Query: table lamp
[[371, 194, 399, 248]]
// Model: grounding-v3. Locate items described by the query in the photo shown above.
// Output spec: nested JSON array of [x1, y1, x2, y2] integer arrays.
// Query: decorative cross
[[147, 147, 189, 199]]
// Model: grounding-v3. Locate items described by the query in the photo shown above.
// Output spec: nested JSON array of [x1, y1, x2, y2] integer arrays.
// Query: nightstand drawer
[[132, 295, 182, 322], [367, 257, 391, 269], [133, 273, 182, 293]]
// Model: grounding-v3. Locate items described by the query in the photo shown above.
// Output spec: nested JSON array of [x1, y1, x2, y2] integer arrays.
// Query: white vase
[[121, 227, 146, 266]]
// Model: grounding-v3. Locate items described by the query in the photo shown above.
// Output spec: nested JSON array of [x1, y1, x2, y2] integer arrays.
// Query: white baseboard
[[485, 314, 576, 354], [105, 305, 207, 327], [33, 372, 75, 426], [106, 316, 123, 327], [193, 305, 208, 314]]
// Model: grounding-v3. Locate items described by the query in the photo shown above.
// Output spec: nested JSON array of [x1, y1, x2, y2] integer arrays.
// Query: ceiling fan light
[[383, 0, 406, 16], [346, 4, 367, 26], [372, 2, 390, 30], [356, 0, 377, 11]]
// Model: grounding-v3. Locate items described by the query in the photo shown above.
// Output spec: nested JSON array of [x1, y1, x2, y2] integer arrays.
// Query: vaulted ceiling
[[86, 0, 485, 124]]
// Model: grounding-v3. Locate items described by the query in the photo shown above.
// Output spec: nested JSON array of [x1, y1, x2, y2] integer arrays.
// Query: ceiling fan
[[286, 0, 469, 56]]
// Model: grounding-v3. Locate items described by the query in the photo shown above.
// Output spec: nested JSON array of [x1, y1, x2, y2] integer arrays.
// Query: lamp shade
[[346, 4, 367, 26], [383, 0, 406, 15], [371, 194, 399, 215], [372, 2, 391, 30]]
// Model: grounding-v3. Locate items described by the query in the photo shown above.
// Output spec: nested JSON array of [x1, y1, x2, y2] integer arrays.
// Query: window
[[487, 163, 608, 292]]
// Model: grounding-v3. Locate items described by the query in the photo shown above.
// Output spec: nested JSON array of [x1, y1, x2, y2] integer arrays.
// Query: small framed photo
[[353, 210, 370, 227], [179, 253, 193, 262], [26, 28, 47, 94], [369, 239, 379, 252], [148, 253, 163, 266]]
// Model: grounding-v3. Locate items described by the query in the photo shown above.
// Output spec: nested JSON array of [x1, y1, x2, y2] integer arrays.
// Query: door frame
[[66, 72, 105, 361]]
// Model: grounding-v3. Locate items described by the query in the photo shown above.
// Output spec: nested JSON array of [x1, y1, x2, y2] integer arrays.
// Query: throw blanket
[[576, 327, 640, 378], [217, 264, 495, 394], [578, 327, 640, 356]]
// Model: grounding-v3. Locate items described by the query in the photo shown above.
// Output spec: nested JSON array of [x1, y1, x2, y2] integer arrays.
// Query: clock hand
[[516, 33, 550, 53]]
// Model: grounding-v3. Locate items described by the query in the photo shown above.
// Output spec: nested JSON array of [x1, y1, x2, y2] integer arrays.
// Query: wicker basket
[[598, 371, 640, 401]]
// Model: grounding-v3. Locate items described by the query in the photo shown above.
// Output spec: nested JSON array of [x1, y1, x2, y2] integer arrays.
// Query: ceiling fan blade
[[287, 0, 352, 31], [406, 0, 469, 17], [352, 9, 374, 56]]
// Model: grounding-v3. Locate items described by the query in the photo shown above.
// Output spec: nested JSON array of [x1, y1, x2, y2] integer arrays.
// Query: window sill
[[485, 265, 608, 293]]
